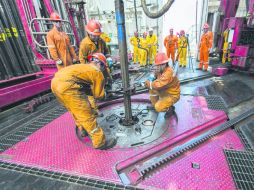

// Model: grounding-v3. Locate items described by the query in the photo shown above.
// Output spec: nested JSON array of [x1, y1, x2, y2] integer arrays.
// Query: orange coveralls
[[79, 36, 111, 111], [146, 67, 180, 112], [199, 31, 213, 70], [79, 36, 110, 64], [51, 64, 106, 148], [164, 35, 178, 63], [47, 26, 77, 70]]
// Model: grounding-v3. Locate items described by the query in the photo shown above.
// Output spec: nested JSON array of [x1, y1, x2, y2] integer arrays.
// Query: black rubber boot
[[164, 106, 175, 118], [80, 128, 88, 137], [146, 105, 155, 110], [96, 138, 117, 150]]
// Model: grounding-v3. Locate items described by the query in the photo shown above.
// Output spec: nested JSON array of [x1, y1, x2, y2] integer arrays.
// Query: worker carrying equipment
[[164, 28, 178, 64], [51, 52, 117, 150], [47, 12, 78, 70], [147, 28, 158, 64], [130, 31, 140, 64], [144, 52, 180, 117], [139, 32, 149, 66], [198, 23, 213, 71]]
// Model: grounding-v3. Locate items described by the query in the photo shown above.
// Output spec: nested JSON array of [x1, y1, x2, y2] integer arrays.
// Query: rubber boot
[[95, 138, 117, 150], [164, 106, 175, 118]]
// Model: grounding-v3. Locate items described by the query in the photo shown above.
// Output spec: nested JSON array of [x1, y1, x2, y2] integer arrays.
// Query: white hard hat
[[148, 28, 153, 32]]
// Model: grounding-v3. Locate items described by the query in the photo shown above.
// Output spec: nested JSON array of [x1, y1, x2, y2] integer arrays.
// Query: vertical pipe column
[[115, 0, 133, 123]]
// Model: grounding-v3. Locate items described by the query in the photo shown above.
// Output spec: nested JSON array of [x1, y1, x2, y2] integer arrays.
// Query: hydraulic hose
[[141, 0, 175, 19]]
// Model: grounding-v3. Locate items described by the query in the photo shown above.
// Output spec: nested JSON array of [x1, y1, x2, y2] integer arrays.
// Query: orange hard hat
[[50, 12, 61, 21], [155, 53, 169, 65], [180, 30, 185, 35], [203, 23, 209, 29], [85, 20, 102, 36], [88, 53, 106, 65]]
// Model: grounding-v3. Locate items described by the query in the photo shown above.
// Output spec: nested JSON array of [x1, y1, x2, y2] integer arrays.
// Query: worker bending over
[[51, 53, 116, 150]]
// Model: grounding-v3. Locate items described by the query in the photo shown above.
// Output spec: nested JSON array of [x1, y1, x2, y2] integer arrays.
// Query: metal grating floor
[[235, 127, 253, 152], [205, 95, 228, 113], [0, 105, 66, 153], [224, 149, 254, 190], [0, 161, 142, 190]]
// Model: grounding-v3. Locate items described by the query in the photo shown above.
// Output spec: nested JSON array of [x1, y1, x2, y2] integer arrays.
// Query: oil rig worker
[[139, 32, 149, 66], [79, 20, 113, 113], [147, 28, 158, 65], [47, 12, 78, 70], [198, 23, 213, 71], [164, 28, 178, 65], [130, 31, 140, 64], [178, 30, 189, 67], [145, 52, 180, 117], [51, 53, 117, 150]]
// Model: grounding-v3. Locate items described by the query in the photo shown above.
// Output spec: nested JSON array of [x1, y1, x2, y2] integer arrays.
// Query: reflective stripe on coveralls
[[130, 35, 140, 64], [164, 35, 178, 63], [51, 64, 106, 148], [147, 33, 158, 64], [199, 31, 213, 70], [178, 36, 188, 66], [79, 36, 110, 64], [47, 26, 77, 70], [147, 67, 180, 112]]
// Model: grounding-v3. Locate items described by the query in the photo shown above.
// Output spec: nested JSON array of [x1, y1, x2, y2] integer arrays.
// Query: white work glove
[[56, 59, 63, 65]]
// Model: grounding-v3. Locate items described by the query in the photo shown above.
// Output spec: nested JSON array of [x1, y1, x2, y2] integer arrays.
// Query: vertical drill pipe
[[8, 0, 36, 72], [134, 0, 138, 33], [115, 0, 133, 121], [0, 0, 29, 74]]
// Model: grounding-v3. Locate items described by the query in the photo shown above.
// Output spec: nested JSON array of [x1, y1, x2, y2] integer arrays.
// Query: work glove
[[145, 80, 151, 88], [147, 73, 156, 81], [56, 59, 63, 65], [106, 57, 113, 68]]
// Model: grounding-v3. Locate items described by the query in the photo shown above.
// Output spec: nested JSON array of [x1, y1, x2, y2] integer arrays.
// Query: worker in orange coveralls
[[164, 28, 178, 65], [51, 53, 117, 150], [145, 52, 180, 118], [47, 12, 78, 70], [198, 23, 213, 71], [79, 20, 113, 116]]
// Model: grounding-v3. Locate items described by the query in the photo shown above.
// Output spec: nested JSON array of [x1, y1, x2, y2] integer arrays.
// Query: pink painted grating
[[0, 95, 243, 189]]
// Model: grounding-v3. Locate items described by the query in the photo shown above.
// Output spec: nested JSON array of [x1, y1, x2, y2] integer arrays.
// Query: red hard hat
[[50, 12, 61, 21], [88, 53, 106, 65], [180, 30, 185, 35], [85, 20, 102, 36], [155, 53, 170, 65], [203, 23, 209, 29]]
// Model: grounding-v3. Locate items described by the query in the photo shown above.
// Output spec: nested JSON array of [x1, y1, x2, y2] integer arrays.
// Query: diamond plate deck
[[0, 95, 229, 189]]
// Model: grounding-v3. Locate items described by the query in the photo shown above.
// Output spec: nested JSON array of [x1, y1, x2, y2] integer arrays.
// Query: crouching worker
[[51, 53, 117, 150], [145, 52, 180, 117]]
